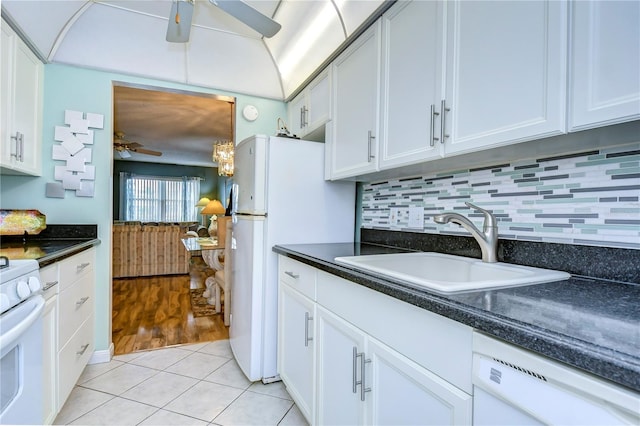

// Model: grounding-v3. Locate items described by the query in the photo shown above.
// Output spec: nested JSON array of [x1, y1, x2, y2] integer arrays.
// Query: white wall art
[[46, 110, 104, 198]]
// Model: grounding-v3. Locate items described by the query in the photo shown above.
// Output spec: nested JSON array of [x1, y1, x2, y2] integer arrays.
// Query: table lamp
[[201, 199, 225, 236], [196, 197, 211, 225]]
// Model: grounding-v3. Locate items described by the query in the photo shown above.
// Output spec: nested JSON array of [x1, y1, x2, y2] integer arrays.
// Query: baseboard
[[88, 342, 114, 364]]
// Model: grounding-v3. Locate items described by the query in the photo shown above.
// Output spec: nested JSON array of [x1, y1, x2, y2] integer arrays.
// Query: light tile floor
[[55, 340, 309, 426]]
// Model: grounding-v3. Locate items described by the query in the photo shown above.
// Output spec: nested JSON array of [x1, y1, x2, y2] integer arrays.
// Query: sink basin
[[334, 252, 570, 293]]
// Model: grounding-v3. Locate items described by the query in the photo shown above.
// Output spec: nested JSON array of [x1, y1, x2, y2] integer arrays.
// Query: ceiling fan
[[166, 0, 282, 43], [113, 132, 162, 158]]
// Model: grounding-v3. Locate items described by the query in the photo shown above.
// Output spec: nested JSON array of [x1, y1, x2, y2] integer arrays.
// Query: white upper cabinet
[[569, 1, 640, 130], [1, 19, 44, 176], [443, 0, 568, 156], [288, 70, 331, 140], [329, 21, 381, 179], [379, 0, 445, 169]]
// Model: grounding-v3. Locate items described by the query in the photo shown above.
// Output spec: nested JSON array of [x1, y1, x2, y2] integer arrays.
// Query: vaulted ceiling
[[1, 0, 388, 100]]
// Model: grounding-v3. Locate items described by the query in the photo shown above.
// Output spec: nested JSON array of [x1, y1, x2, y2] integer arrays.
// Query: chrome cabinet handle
[[302, 106, 309, 127], [440, 99, 450, 144], [352, 347, 370, 400], [19, 133, 24, 162], [304, 312, 313, 347], [352, 346, 359, 394], [77, 262, 90, 271], [77, 343, 90, 356], [367, 131, 376, 161], [360, 354, 371, 401], [284, 271, 299, 279], [43, 281, 59, 291], [430, 104, 440, 147], [76, 296, 89, 307], [300, 106, 304, 128], [11, 132, 24, 161]]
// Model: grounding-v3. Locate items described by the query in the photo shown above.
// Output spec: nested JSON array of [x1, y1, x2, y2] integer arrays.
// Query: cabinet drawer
[[279, 256, 317, 300], [40, 263, 60, 295], [316, 270, 473, 394], [59, 249, 95, 291], [58, 276, 94, 346], [57, 315, 93, 408]]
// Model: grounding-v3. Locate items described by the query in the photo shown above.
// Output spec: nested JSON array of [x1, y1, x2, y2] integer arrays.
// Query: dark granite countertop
[[0, 224, 100, 267], [273, 242, 640, 393]]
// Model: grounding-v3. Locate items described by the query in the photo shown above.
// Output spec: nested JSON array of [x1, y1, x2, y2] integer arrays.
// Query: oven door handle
[[0, 296, 45, 352]]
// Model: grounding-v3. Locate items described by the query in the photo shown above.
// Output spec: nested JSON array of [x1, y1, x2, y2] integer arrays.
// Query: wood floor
[[112, 256, 228, 355]]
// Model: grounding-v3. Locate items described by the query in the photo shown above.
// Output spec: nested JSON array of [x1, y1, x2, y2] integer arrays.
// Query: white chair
[[202, 244, 224, 307], [214, 220, 232, 326]]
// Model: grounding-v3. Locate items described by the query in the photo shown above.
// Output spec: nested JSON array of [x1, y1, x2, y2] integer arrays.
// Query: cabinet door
[[330, 21, 381, 179], [0, 20, 42, 176], [444, 0, 567, 155], [307, 71, 331, 132], [288, 92, 307, 138], [570, 1, 640, 130], [380, 0, 444, 169], [316, 305, 366, 425], [366, 337, 472, 425], [12, 38, 43, 175], [278, 284, 315, 423], [1, 24, 14, 168]]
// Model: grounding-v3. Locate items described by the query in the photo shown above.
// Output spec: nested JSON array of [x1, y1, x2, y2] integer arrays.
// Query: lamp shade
[[201, 199, 225, 215], [196, 197, 211, 207]]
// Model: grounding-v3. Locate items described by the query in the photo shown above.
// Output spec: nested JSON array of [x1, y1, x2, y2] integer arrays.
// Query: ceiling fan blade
[[131, 147, 163, 157], [211, 0, 281, 38], [166, 0, 194, 42]]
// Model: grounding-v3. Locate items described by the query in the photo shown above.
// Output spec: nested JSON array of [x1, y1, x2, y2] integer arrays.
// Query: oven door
[[0, 295, 45, 425]]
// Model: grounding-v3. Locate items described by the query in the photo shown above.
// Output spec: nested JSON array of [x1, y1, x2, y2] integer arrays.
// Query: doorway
[[110, 82, 234, 354]]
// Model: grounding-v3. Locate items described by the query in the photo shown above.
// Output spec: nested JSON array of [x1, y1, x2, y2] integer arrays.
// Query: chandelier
[[213, 102, 234, 176], [213, 140, 234, 176]]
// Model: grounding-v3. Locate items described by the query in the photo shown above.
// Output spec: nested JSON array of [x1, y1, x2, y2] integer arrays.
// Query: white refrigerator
[[230, 134, 355, 382]]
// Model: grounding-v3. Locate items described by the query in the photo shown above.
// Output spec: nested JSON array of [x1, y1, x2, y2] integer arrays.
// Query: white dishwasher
[[472, 332, 639, 425]]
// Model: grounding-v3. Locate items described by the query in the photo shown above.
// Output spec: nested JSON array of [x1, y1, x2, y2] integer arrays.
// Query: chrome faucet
[[433, 202, 498, 263]]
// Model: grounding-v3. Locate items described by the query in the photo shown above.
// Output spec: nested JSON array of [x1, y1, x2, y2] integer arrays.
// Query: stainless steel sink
[[334, 252, 570, 293]]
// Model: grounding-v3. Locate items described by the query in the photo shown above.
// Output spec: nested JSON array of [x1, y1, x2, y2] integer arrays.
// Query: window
[[120, 173, 201, 222]]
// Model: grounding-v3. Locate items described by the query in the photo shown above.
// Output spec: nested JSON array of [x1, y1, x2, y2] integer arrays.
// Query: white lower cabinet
[[277, 255, 473, 425], [41, 263, 59, 425], [278, 283, 316, 422], [316, 306, 366, 425], [366, 337, 472, 425], [57, 248, 95, 408], [278, 257, 318, 424], [315, 301, 472, 426]]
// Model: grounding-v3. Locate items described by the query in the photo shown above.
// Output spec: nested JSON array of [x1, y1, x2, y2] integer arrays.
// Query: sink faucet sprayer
[[433, 202, 498, 263]]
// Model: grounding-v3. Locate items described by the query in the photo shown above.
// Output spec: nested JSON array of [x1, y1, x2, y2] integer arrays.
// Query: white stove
[[0, 257, 41, 314], [0, 256, 44, 424]]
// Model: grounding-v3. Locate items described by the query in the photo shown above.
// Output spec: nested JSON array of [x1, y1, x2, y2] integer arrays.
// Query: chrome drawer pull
[[77, 344, 90, 356], [77, 262, 90, 271], [76, 296, 90, 307], [43, 281, 59, 291], [284, 271, 300, 279]]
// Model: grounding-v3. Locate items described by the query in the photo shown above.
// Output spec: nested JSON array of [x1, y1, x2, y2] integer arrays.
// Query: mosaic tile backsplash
[[361, 144, 640, 249]]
